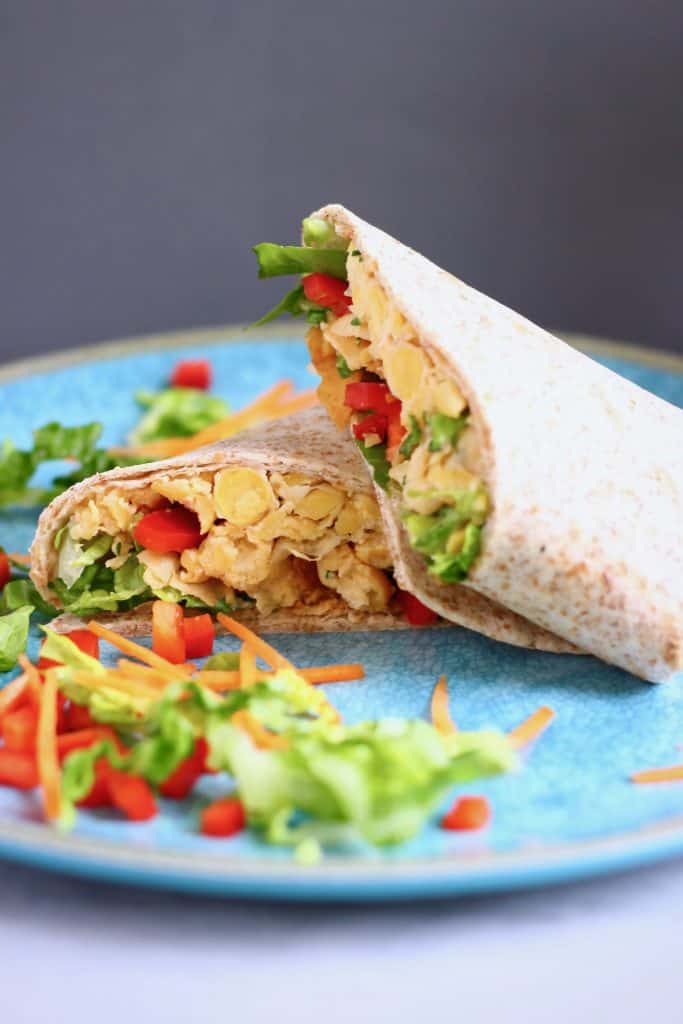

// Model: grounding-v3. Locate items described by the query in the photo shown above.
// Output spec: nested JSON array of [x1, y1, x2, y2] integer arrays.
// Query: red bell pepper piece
[[39, 628, 100, 670], [182, 613, 215, 659], [57, 726, 119, 762], [344, 381, 397, 413], [159, 738, 208, 799], [152, 601, 186, 664], [133, 507, 203, 554], [441, 795, 492, 831], [385, 406, 407, 460], [302, 273, 351, 316], [200, 797, 246, 837], [0, 552, 10, 590], [1, 704, 38, 754], [63, 702, 97, 732], [107, 769, 157, 822], [76, 758, 112, 809], [0, 749, 39, 789], [398, 591, 439, 627], [170, 359, 212, 390], [352, 413, 388, 442]]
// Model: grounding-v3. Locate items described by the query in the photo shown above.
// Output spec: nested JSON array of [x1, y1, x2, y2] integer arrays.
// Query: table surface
[[1, 855, 680, 1022]]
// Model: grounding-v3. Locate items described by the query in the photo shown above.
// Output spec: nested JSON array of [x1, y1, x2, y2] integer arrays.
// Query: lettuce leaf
[[130, 388, 229, 445], [0, 606, 33, 672], [355, 440, 391, 491], [50, 555, 149, 615], [40, 629, 105, 675], [0, 422, 135, 509], [0, 578, 55, 617], [253, 244, 347, 280]]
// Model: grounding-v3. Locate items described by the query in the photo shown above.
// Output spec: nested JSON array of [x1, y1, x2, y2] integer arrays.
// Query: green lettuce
[[59, 672, 515, 845], [0, 606, 33, 672], [0, 578, 55, 617], [253, 244, 347, 280], [399, 415, 422, 458], [355, 440, 391, 491], [40, 628, 105, 675], [0, 421, 135, 509], [50, 555, 149, 616], [130, 388, 230, 445], [426, 413, 468, 452]]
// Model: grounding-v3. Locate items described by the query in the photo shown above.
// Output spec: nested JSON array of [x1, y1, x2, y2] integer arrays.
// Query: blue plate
[[1, 326, 682, 902]]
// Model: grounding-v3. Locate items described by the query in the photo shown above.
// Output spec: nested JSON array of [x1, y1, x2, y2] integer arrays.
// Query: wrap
[[30, 407, 570, 648], [299, 205, 682, 681]]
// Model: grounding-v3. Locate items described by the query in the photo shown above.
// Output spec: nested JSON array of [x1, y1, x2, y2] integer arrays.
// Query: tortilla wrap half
[[30, 407, 572, 650], [302, 204, 682, 681]]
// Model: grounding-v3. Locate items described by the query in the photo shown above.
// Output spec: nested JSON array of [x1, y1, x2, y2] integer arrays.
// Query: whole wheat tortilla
[[310, 205, 683, 681], [30, 407, 573, 650]]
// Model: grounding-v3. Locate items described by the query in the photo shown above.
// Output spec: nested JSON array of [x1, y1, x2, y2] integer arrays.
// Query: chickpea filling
[[306, 242, 491, 583], [49, 467, 395, 618]]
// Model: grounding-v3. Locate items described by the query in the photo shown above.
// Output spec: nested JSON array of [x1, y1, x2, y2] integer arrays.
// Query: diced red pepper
[[344, 381, 396, 413], [63, 703, 97, 732], [385, 405, 407, 460], [0, 749, 38, 789], [107, 769, 157, 822], [76, 758, 112, 809], [38, 628, 100, 670], [182, 614, 215, 659], [0, 552, 10, 590], [1, 705, 38, 754], [352, 413, 388, 442], [398, 590, 439, 627], [152, 601, 186, 665], [200, 797, 246, 838], [57, 726, 119, 762], [441, 795, 492, 831], [170, 359, 212, 390], [133, 507, 203, 554], [159, 738, 206, 799], [302, 273, 350, 316]]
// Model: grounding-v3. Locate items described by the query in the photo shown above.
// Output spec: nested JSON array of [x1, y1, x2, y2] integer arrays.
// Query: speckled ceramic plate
[[0, 326, 682, 902]]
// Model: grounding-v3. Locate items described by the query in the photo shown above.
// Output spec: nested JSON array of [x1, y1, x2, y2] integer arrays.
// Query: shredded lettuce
[[59, 672, 515, 845], [0, 422, 135, 509], [50, 555, 149, 615], [426, 413, 468, 452], [355, 440, 391, 491], [40, 629, 105, 675], [253, 243, 347, 280], [0, 605, 33, 672], [399, 415, 422, 458], [0, 577, 55, 617], [130, 388, 230, 445]]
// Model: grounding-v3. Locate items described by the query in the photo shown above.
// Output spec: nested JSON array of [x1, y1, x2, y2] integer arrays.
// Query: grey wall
[[2, 0, 682, 360]]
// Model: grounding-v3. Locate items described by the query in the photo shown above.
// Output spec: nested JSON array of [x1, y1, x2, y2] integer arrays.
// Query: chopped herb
[[350, 317, 361, 326], [336, 355, 352, 379]]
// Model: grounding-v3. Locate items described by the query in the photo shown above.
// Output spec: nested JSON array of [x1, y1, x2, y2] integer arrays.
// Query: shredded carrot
[[302, 664, 365, 684], [239, 644, 259, 688], [195, 663, 364, 692], [18, 654, 44, 704], [430, 675, 457, 736], [631, 764, 683, 784], [86, 621, 187, 681], [0, 673, 29, 721], [508, 706, 555, 748], [216, 614, 294, 671], [70, 670, 160, 701], [232, 709, 289, 751], [7, 552, 31, 567], [37, 670, 61, 820], [116, 659, 174, 688]]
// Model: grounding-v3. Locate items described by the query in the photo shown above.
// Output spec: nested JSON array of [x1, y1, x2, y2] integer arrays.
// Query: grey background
[[2, 0, 682, 362]]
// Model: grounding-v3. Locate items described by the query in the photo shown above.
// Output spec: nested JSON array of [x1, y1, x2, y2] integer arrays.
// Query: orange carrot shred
[[302, 664, 365, 684], [431, 675, 457, 735], [216, 614, 293, 671], [631, 765, 683, 784], [37, 670, 61, 820], [239, 644, 259, 688], [231, 709, 289, 751], [86, 621, 187, 680], [508, 706, 555, 748], [7, 552, 31, 567]]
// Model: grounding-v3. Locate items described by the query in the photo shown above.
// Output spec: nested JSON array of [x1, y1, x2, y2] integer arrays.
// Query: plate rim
[[1, 325, 682, 900]]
